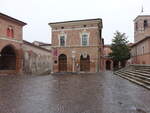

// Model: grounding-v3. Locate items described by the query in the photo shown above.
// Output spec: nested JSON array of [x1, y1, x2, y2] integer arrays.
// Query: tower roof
[[134, 12, 150, 21], [139, 11, 150, 16]]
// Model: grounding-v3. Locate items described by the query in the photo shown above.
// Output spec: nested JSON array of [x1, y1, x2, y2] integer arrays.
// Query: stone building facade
[[0, 13, 52, 75], [49, 19, 103, 73], [131, 14, 150, 64]]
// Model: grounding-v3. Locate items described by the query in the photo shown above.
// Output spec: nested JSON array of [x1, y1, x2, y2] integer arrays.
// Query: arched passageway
[[113, 61, 119, 70], [0, 45, 16, 70], [80, 54, 90, 72], [58, 54, 67, 72], [106, 60, 111, 70]]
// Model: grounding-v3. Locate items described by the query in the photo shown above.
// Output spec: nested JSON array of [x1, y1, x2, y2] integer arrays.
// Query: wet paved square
[[0, 71, 150, 113]]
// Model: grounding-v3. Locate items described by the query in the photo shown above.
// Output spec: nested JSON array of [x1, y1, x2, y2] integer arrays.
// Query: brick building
[[131, 13, 150, 64], [0, 13, 26, 75], [0, 13, 52, 75], [49, 19, 103, 73]]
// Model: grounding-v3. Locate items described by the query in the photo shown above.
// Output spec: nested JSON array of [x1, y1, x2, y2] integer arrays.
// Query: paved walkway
[[0, 71, 149, 113]]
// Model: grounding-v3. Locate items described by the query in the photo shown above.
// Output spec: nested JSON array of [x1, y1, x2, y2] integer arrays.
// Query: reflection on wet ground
[[0, 71, 149, 113]]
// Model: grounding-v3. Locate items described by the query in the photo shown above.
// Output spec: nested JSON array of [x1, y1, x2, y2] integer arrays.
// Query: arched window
[[7, 28, 10, 37], [6, 27, 14, 38], [10, 29, 14, 38]]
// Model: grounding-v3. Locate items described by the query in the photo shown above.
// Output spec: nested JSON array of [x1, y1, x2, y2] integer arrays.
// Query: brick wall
[[49, 19, 103, 73]]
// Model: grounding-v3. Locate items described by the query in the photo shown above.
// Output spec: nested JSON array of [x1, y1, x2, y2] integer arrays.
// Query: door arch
[[0, 45, 16, 70], [106, 60, 111, 70], [80, 54, 90, 72], [58, 54, 67, 72]]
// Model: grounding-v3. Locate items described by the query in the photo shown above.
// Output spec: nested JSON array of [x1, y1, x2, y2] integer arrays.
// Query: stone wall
[[22, 41, 52, 75]]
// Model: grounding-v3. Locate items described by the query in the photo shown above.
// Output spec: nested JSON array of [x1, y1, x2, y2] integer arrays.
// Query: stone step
[[135, 68, 150, 71], [117, 68, 150, 76], [114, 65, 150, 90], [116, 71, 150, 84], [115, 72, 150, 90], [121, 73, 150, 82], [134, 66, 150, 68], [135, 70, 150, 74], [125, 70, 150, 78]]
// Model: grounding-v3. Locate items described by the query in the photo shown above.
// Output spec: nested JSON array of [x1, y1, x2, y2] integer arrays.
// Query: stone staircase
[[114, 64, 150, 90]]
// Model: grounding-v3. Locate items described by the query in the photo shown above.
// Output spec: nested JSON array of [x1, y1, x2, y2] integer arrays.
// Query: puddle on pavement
[[130, 106, 147, 113]]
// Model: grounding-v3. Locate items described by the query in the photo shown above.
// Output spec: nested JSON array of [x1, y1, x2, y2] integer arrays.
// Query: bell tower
[[134, 11, 150, 42]]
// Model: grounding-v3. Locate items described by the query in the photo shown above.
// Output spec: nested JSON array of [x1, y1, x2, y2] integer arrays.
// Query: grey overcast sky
[[0, 0, 149, 44]]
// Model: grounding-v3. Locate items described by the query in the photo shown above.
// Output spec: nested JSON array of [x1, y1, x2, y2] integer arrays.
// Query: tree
[[109, 31, 130, 68]]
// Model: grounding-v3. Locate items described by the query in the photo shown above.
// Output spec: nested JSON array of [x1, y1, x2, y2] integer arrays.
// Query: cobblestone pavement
[[0, 71, 150, 113]]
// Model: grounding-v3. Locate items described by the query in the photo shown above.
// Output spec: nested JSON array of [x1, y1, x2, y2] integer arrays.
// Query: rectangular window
[[60, 36, 65, 46], [82, 34, 88, 46]]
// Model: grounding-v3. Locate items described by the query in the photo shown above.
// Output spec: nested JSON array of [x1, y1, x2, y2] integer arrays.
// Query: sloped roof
[[0, 12, 27, 26]]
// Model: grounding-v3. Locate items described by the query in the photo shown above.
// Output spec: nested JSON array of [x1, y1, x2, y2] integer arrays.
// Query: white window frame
[[58, 33, 67, 47], [80, 32, 89, 46]]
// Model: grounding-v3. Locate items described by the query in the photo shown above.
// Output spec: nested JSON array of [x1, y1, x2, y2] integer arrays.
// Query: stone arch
[[0, 45, 17, 70], [106, 60, 111, 70], [80, 54, 90, 72], [58, 54, 67, 72]]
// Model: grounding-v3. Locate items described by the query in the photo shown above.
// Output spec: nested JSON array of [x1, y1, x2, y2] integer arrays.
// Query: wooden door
[[59, 54, 67, 72], [80, 55, 90, 72]]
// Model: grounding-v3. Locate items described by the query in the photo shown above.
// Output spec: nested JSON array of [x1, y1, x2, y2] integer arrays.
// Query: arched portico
[[106, 60, 111, 70], [0, 45, 17, 70]]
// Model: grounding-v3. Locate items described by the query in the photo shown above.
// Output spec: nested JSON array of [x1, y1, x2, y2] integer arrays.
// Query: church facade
[[49, 19, 104, 73]]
